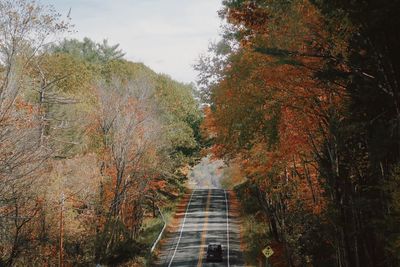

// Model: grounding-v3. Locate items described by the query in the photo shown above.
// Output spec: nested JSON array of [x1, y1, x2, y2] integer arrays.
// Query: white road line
[[224, 189, 230, 267], [168, 189, 197, 267]]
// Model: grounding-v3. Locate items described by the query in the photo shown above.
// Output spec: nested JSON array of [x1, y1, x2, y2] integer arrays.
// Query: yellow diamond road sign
[[262, 246, 274, 258]]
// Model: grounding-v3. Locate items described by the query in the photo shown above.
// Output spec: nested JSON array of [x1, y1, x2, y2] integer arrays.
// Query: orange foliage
[[203, 0, 347, 221]]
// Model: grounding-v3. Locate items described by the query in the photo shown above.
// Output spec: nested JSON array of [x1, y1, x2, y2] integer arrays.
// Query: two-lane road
[[156, 189, 244, 267]]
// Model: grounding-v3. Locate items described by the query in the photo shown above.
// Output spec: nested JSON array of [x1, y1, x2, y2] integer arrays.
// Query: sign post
[[262, 246, 274, 267]]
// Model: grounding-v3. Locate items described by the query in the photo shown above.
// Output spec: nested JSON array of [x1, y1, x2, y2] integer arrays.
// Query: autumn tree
[[0, 1, 202, 265], [0, 0, 70, 265], [198, 0, 400, 266]]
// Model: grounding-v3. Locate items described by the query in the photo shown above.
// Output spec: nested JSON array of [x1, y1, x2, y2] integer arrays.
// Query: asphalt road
[[156, 189, 244, 267]]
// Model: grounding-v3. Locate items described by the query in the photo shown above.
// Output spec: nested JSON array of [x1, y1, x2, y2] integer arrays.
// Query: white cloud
[[42, 0, 222, 83]]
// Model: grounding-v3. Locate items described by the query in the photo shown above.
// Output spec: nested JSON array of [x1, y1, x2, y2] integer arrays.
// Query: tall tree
[[199, 0, 400, 266], [0, 0, 70, 265]]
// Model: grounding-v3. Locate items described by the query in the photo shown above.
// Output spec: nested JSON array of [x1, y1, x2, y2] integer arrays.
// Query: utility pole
[[59, 192, 64, 267]]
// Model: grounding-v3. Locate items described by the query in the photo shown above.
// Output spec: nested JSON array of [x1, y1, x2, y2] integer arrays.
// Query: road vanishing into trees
[[156, 189, 244, 267]]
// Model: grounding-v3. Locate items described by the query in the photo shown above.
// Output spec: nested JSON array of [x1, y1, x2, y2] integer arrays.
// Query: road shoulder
[[152, 189, 193, 266]]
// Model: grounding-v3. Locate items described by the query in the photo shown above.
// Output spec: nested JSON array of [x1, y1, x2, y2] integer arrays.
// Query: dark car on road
[[206, 243, 223, 262]]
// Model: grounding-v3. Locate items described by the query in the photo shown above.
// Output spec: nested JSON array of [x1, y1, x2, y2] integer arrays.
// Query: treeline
[[0, 0, 201, 266], [198, 0, 400, 266]]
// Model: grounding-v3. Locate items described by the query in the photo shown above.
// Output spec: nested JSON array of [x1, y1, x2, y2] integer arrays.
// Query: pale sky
[[42, 0, 222, 84]]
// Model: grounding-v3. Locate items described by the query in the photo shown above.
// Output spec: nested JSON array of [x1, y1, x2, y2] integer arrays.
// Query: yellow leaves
[[37, 53, 93, 96], [201, 105, 218, 139]]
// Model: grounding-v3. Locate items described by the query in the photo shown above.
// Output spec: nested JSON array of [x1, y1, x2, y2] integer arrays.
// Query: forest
[[0, 0, 202, 266], [197, 0, 400, 266], [2, 0, 400, 266]]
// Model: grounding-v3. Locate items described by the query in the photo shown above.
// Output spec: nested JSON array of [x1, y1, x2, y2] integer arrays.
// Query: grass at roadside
[[120, 191, 187, 266], [138, 199, 179, 247], [233, 181, 271, 266], [220, 163, 271, 266], [240, 214, 270, 266], [139, 217, 164, 249]]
